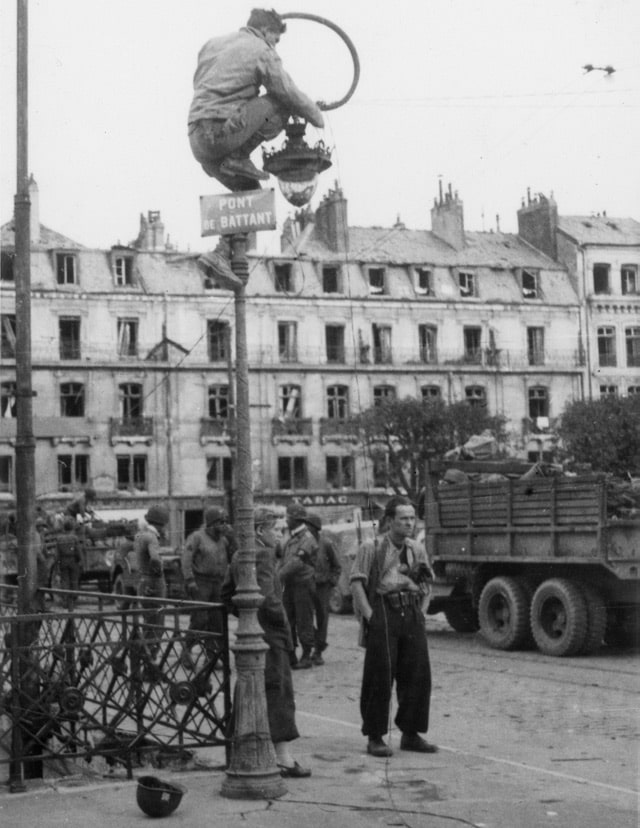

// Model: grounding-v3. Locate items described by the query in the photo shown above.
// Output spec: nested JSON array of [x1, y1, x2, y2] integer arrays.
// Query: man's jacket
[[279, 527, 318, 585]]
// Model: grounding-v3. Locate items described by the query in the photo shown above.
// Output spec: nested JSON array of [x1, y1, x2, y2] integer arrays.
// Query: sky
[[1, 0, 639, 256]]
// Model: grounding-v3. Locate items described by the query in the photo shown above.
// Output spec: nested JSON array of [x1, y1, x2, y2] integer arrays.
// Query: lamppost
[[197, 13, 359, 800]]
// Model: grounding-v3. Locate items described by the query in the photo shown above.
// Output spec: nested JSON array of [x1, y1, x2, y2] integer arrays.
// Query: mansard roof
[[558, 215, 640, 246], [0, 220, 85, 250]]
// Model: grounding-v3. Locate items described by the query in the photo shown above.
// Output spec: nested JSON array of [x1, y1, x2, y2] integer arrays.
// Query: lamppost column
[[220, 233, 286, 800]]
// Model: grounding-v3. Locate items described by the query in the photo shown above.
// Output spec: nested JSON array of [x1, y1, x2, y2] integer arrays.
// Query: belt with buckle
[[384, 591, 420, 610]]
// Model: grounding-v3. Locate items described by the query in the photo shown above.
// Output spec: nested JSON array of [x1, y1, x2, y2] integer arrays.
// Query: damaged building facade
[[1, 178, 636, 532]]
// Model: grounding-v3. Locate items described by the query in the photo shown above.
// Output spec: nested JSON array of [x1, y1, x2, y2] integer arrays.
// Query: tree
[[356, 396, 507, 503], [557, 396, 640, 475]]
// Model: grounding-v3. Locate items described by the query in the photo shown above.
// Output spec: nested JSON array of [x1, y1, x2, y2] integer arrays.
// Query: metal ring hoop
[[280, 12, 360, 111]]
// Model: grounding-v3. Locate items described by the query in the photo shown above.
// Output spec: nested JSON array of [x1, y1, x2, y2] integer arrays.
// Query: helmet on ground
[[304, 512, 322, 532], [145, 505, 170, 527], [136, 775, 186, 818], [204, 506, 226, 526]]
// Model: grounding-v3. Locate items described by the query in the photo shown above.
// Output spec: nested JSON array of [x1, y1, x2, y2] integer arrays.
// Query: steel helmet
[[145, 505, 170, 527]]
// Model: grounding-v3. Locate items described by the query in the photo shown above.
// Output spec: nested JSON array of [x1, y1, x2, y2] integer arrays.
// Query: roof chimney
[[28, 174, 40, 244], [517, 191, 558, 260], [314, 184, 348, 253], [430, 182, 465, 250]]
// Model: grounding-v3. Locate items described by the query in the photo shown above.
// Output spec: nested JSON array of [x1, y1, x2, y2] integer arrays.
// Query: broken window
[[621, 265, 638, 295], [368, 267, 386, 295], [325, 325, 345, 363], [322, 265, 340, 293], [527, 327, 545, 366], [274, 263, 293, 293], [372, 324, 392, 364], [60, 382, 85, 417], [119, 382, 143, 421], [207, 320, 230, 362], [327, 385, 349, 420], [279, 384, 301, 418], [278, 456, 307, 489], [465, 385, 486, 408], [458, 270, 475, 297], [0, 456, 14, 493], [463, 326, 482, 363], [593, 263, 610, 294], [418, 324, 437, 363], [597, 326, 617, 367], [415, 268, 432, 296], [206, 456, 233, 489], [116, 454, 147, 491], [208, 384, 230, 419], [58, 454, 89, 490], [278, 322, 298, 362], [117, 318, 138, 357], [114, 255, 134, 286], [522, 269, 539, 299], [1, 382, 17, 418], [59, 317, 81, 360], [326, 455, 354, 489], [1, 315, 16, 359], [626, 327, 640, 367]]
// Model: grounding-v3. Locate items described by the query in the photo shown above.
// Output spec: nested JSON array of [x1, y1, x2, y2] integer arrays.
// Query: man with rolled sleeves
[[135, 504, 170, 666], [279, 503, 318, 670]]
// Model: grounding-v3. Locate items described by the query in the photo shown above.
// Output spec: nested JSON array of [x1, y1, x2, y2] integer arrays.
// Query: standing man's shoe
[[293, 653, 313, 669], [310, 650, 324, 666], [367, 737, 393, 757], [400, 733, 438, 753]]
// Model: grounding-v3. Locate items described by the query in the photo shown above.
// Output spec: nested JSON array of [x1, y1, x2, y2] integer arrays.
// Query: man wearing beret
[[279, 502, 318, 669], [180, 506, 232, 666]]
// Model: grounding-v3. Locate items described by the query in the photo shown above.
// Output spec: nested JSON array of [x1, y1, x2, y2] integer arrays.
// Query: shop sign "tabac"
[[200, 189, 277, 236]]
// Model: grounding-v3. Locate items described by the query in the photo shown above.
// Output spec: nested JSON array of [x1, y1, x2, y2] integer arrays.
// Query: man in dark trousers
[[304, 513, 341, 666], [350, 495, 438, 757], [180, 506, 231, 664], [279, 503, 318, 670], [222, 507, 310, 778], [56, 517, 83, 610], [135, 504, 170, 667], [188, 8, 324, 191]]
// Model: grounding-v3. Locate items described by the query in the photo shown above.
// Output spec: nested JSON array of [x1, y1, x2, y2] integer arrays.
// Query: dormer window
[[274, 263, 293, 293], [1, 251, 14, 281], [415, 267, 432, 296], [522, 268, 539, 299], [322, 265, 341, 294], [367, 267, 386, 295], [56, 252, 78, 285], [458, 270, 475, 297], [113, 253, 134, 286]]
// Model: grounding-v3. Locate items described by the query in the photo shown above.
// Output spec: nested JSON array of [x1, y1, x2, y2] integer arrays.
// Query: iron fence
[[0, 585, 231, 790]]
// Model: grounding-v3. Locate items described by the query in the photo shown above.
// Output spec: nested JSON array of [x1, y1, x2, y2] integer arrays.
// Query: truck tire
[[530, 578, 588, 657], [329, 586, 352, 615], [478, 576, 530, 650], [577, 583, 607, 655], [113, 573, 133, 611], [444, 598, 480, 633]]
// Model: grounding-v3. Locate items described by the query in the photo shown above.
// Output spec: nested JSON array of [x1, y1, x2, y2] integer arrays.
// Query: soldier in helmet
[[56, 516, 83, 610], [180, 506, 232, 665], [135, 504, 170, 665], [65, 487, 97, 524]]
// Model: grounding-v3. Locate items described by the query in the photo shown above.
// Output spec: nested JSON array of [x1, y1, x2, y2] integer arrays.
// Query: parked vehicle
[[322, 520, 377, 614], [424, 461, 640, 656], [109, 528, 184, 607]]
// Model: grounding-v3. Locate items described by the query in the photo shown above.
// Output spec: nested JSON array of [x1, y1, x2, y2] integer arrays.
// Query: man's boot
[[310, 649, 324, 666], [293, 649, 313, 669]]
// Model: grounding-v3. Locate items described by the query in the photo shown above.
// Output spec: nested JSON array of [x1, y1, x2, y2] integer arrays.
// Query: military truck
[[424, 461, 640, 656]]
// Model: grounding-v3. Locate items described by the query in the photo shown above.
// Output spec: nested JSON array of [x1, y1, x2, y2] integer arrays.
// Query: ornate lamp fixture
[[261, 12, 360, 207]]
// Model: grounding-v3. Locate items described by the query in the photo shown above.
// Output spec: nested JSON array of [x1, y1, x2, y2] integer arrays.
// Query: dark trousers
[[313, 582, 332, 653], [137, 576, 166, 660], [283, 580, 316, 653], [186, 574, 223, 653], [265, 639, 299, 743], [360, 596, 431, 738], [59, 560, 81, 609]]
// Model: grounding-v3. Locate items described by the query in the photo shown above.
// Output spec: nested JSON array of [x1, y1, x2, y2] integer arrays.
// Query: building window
[[206, 456, 232, 489], [373, 385, 396, 406], [528, 386, 549, 418], [1, 382, 17, 417], [278, 456, 307, 489], [208, 384, 229, 419], [207, 320, 230, 362], [626, 327, 640, 367], [1, 251, 14, 281], [116, 454, 147, 491], [463, 326, 482, 363], [371, 449, 389, 487], [1, 315, 16, 358], [322, 265, 340, 293], [279, 384, 301, 418], [621, 265, 638, 295], [593, 263, 610, 294], [415, 267, 432, 296], [327, 385, 349, 419], [0, 456, 13, 493], [117, 318, 138, 357], [59, 317, 81, 360], [278, 322, 298, 362], [274, 263, 293, 293], [421, 385, 441, 399], [56, 253, 77, 285], [418, 324, 437, 363], [57, 454, 89, 490], [458, 270, 475, 297], [372, 324, 392, 364], [114, 255, 134, 286], [367, 267, 386, 295], [527, 327, 545, 366], [325, 325, 345, 363], [60, 382, 85, 417], [465, 385, 486, 408], [628, 386, 640, 396], [326, 455, 354, 488], [522, 269, 539, 299], [599, 385, 618, 398], [119, 382, 143, 420], [597, 326, 617, 367]]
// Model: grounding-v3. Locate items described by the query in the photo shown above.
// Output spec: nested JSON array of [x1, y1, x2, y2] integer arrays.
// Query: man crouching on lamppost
[[350, 495, 438, 758]]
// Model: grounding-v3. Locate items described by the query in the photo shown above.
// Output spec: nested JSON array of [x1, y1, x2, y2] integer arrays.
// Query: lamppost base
[[221, 770, 287, 800]]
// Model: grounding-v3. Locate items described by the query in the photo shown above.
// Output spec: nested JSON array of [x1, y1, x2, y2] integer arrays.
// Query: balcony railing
[[200, 417, 235, 445], [109, 417, 154, 445], [319, 417, 360, 444], [271, 417, 313, 445]]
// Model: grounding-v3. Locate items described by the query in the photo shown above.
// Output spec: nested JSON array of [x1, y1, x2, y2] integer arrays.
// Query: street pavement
[[1, 614, 638, 828]]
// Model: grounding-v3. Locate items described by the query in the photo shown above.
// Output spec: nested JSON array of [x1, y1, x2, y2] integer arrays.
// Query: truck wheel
[[444, 598, 479, 633], [530, 578, 588, 657], [113, 573, 132, 611], [328, 586, 351, 615], [577, 584, 607, 655], [478, 577, 530, 650]]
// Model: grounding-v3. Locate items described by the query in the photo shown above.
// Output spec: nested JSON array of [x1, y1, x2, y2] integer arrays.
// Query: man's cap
[[286, 503, 307, 520], [145, 505, 170, 527], [254, 507, 277, 527], [304, 512, 322, 532], [204, 506, 226, 526]]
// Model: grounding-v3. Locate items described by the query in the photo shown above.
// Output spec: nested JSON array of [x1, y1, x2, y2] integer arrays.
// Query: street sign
[[200, 189, 277, 236]]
